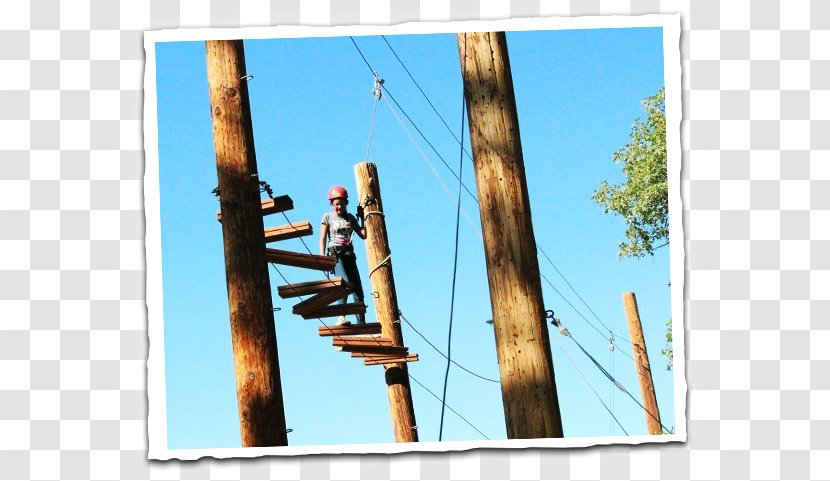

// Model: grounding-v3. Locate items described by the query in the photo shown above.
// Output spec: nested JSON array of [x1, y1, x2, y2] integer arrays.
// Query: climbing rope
[[368, 253, 391, 278]]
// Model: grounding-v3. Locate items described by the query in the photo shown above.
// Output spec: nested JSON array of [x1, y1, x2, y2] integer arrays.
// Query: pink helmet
[[328, 185, 348, 201]]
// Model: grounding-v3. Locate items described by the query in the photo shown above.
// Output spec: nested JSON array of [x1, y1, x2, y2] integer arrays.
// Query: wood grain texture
[[264, 248, 336, 271], [263, 220, 313, 243], [299, 302, 366, 320], [458, 32, 563, 439], [277, 277, 346, 298], [317, 322, 383, 337], [623, 292, 663, 435], [344, 345, 409, 355], [206, 39, 287, 447], [291, 287, 349, 316], [355, 162, 419, 443], [332, 337, 393, 346], [363, 354, 419, 366]]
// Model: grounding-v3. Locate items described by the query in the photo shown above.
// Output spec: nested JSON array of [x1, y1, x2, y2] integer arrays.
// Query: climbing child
[[319, 185, 367, 326]]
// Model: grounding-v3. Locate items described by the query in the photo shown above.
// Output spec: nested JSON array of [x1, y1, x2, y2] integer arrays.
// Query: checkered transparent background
[[2, 0, 829, 479]]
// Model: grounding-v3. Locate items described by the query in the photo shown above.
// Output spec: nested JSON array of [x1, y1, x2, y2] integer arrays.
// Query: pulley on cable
[[372, 72, 384, 100], [364, 72, 385, 163]]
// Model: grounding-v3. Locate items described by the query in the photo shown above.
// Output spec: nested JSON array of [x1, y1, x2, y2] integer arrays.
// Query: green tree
[[594, 87, 672, 369], [593, 87, 667, 258]]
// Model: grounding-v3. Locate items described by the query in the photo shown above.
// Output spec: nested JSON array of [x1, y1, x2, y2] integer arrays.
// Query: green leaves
[[595, 88, 673, 369], [593, 88, 668, 258], [661, 317, 673, 371]]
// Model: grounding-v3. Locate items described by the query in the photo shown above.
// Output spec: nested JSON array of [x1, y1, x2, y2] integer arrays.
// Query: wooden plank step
[[217, 195, 293, 221], [344, 344, 408, 354], [259, 196, 294, 216], [300, 302, 366, 320], [332, 337, 393, 347], [364, 354, 419, 366], [318, 322, 382, 337], [264, 221, 313, 243], [265, 248, 336, 271], [278, 277, 347, 299], [292, 288, 349, 317]]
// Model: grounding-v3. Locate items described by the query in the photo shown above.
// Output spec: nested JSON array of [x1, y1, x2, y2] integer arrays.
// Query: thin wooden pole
[[457, 32, 564, 439], [622, 292, 662, 435], [354, 162, 418, 443], [206, 39, 288, 447]]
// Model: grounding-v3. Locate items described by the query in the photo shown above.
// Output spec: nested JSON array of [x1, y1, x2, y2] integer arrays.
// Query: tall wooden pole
[[457, 32, 563, 439], [206, 40, 288, 447], [354, 162, 418, 443], [622, 292, 662, 435]]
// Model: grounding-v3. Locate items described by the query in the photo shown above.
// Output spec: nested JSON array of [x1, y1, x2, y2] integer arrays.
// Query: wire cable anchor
[[547, 310, 570, 337]]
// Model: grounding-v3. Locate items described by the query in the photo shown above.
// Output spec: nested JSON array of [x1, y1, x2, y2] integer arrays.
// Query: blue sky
[[153, 25, 675, 450]]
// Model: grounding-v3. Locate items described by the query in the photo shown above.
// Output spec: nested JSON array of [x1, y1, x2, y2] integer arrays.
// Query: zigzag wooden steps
[[277, 277, 348, 299], [264, 221, 313, 243], [265, 248, 336, 271], [241, 192, 419, 368], [363, 354, 419, 366], [291, 288, 350, 317], [217, 195, 293, 221], [318, 323, 382, 337], [300, 302, 366, 320]]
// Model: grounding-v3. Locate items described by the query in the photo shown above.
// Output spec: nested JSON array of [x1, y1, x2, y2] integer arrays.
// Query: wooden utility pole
[[457, 32, 563, 439], [206, 40, 288, 447], [622, 292, 662, 435], [354, 162, 418, 443]]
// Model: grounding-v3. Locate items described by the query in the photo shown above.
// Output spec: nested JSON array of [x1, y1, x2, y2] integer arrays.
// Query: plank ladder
[[219, 195, 418, 366]]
